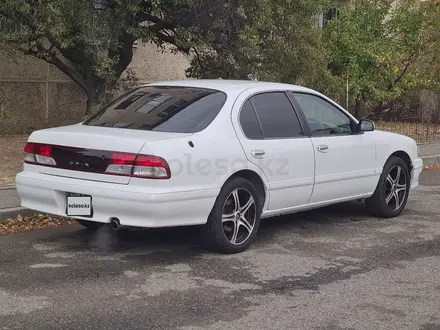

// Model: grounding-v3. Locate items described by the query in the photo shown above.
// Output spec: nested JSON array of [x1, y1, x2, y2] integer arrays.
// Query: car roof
[[144, 79, 316, 94]]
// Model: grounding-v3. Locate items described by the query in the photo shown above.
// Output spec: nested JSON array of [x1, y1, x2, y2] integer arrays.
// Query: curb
[[0, 184, 16, 191], [0, 207, 38, 222], [421, 154, 440, 167]]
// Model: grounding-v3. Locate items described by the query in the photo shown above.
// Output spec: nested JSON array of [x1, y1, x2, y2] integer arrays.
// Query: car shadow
[[42, 201, 373, 255], [264, 200, 373, 227]]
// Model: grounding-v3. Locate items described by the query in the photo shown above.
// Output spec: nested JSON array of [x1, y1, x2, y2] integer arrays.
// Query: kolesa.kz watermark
[[166, 154, 290, 176]]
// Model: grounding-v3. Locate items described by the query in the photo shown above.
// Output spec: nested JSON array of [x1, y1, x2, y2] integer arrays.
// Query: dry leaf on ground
[[0, 214, 75, 236], [424, 164, 440, 170]]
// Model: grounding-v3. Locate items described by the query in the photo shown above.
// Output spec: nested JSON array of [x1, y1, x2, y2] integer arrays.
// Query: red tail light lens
[[24, 142, 56, 166], [35, 144, 53, 157], [34, 143, 56, 166], [110, 153, 136, 165], [24, 142, 170, 180], [104, 153, 170, 179], [24, 142, 36, 164], [105, 153, 137, 176], [133, 155, 171, 179], [24, 143, 34, 154]]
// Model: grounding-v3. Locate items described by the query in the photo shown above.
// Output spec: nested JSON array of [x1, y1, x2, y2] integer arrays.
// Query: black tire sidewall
[[368, 156, 410, 217], [203, 177, 261, 253]]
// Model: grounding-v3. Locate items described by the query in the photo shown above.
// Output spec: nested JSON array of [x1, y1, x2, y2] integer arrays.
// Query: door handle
[[251, 150, 265, 159], [317, 145, 329, 153]]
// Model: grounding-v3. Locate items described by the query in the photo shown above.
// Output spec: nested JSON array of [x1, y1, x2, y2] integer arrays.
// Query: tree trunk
[[86, 88, 100, 115], [45, 46, 132, 116], [84, 80, 110, 115], [354, 98, 362, 119]]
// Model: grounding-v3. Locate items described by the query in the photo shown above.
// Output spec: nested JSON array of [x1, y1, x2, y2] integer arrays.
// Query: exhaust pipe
[[109, 218, 121, 231]]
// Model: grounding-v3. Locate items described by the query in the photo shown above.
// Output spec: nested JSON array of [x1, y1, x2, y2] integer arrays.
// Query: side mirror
[[357, 119, 375, 132]]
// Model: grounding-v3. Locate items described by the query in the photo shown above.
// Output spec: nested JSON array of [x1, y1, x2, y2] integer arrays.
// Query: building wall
[[130, 42, 191, 83], [0, 42, 190, 135]]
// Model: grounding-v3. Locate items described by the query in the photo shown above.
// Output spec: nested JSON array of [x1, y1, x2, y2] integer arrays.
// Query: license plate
[[66, 195, 92, 216]]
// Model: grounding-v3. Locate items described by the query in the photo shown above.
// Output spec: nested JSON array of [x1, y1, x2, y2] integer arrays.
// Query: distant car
[[16, 80, 423, 253]]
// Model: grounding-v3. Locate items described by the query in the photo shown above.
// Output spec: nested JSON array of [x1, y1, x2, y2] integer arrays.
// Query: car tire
[[365, 156, 410, 218], [76, 219, 103, 230], [201, 177, 261, 254]]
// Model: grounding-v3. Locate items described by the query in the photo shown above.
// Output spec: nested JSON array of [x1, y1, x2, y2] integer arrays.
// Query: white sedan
[[16, 80, 424, 253]]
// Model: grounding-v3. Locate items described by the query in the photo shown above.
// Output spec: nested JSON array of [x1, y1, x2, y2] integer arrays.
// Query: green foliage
[[324, 0, 440, 114], [1, 0, 440, 119], [187, 0, 336, 93], [0, 0, 255, 111]]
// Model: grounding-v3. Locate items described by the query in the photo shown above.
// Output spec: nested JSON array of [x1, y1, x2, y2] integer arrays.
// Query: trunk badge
[[69, 161, 90, 168]]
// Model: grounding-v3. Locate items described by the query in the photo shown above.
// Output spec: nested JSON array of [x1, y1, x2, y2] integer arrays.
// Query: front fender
[[372, 130, 419, 170]]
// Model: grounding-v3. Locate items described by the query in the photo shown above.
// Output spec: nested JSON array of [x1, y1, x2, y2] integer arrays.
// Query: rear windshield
[[83, 86, 227, 133]]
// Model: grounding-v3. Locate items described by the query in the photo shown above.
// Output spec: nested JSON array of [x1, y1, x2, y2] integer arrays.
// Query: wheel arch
[[223, 170, 268, 210], [388, 150, 413, 177]]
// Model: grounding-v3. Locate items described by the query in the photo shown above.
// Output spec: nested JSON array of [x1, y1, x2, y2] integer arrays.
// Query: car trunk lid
[[28, 124, 191, 184]]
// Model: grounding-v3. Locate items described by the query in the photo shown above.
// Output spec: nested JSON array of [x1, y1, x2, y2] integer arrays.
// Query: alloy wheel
[[385, 165, 407, 211], [222, 188, 257, 245]]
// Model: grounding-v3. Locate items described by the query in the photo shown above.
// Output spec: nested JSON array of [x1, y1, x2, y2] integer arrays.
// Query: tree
[[0, 0, 259, 113], [324, 0, 440, 117], [186, 0, 338, 97]]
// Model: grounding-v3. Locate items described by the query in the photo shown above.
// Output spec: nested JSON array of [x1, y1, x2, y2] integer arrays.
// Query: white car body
[[16, 80, 424, 231]]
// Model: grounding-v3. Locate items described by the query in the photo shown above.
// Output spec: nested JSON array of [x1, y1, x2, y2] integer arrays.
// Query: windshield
[[83, 86, 227, 133]]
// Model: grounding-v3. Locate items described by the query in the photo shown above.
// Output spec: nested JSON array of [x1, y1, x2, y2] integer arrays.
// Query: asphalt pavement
[[0, 170, 440, 329]]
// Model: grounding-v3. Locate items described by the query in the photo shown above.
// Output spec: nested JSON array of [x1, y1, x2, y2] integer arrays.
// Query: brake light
[[24, 142, 35, 164], [23, 142, 56, 166], [133, 155, 171, 179], [111, 153, 136, 165], [35, 144, 52, 157], [24, 143, 170, 179], [34, 143, 56, 166], [104, 153, 170, 179], [105, 153, 136, 176]]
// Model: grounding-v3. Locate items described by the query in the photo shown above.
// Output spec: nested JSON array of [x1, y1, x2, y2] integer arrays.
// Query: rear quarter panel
[[135, 89, 269, 195]]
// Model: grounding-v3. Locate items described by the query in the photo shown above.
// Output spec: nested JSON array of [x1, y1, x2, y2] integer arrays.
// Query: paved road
[[1, 171, 440, 330], [419, 141, 440, 157]]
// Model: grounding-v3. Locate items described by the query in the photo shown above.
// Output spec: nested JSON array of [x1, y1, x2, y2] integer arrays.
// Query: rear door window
[[249, 92, 304, 138], [84, 86, 227, 133]]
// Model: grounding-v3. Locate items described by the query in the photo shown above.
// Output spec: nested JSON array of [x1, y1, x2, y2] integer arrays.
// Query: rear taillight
[[105, 153, 170, 179], [24, 142, 35, 164], [24, 142, 57, 166], [24, 143, 170, 179], [132, 155, 171, 179], [105, 153, 136, 176], [34, 144, 56, 166]]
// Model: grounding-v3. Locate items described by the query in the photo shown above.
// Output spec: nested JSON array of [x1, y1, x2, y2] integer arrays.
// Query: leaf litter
[[0, 214, 75, 236]]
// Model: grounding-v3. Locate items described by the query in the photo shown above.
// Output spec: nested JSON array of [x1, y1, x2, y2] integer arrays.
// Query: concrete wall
[[129, 42, 190, 83], [0, 42, 190, 135]]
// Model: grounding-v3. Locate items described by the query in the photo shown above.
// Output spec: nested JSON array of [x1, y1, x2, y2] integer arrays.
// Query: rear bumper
[[411, 158, 423, 189], [15, 170, 219, 228]]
